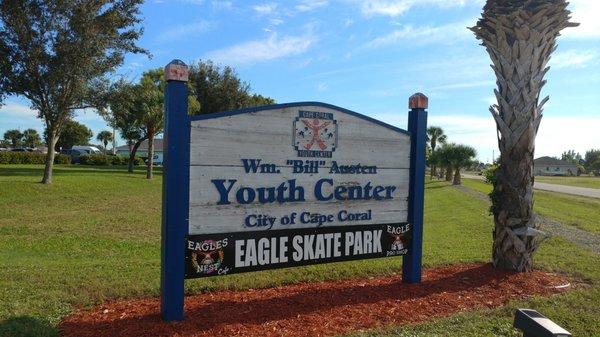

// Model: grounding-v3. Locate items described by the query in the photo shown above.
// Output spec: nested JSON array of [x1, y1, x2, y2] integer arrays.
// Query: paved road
[[462, 174, 600, 199]]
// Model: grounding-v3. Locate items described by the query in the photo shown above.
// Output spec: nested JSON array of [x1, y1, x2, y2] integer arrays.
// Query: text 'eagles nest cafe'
[[160, 60, 428, 321]]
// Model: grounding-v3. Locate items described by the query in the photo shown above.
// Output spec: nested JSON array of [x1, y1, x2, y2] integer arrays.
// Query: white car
[[71, 145, 102, 154]]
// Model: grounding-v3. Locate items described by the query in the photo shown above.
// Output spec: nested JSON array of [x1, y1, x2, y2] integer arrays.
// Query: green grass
[[0, 166, 599, 337], [535, 175, 600, 189], [462, 178, 600, 234]]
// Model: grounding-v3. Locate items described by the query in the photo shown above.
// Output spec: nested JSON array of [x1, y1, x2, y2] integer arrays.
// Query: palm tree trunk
[[146, 132, 154, 180], [452, 168, 461, 185], [472, 0, 577, 271], [445, 167, 452, 181]]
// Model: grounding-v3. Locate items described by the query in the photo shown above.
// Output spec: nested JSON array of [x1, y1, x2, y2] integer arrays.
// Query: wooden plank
[[189, 166, 410, 206], [190, 106, 410, 168], [188, 104, 411, 235], [189, 201, 408, 234]]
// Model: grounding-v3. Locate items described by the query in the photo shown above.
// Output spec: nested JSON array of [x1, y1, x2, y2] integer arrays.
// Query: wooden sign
[[160, 60, 427, 321], [185, 105, 412, 278]]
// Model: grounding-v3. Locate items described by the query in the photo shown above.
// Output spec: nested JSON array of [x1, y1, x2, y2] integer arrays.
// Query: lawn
[[535, 175, 600, 189], [462, 178, 600, 234], [0, 165, 599, 337]]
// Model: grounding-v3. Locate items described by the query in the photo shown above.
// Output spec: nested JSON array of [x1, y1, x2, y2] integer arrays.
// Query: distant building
[[116, 138, 164, 165], [534, 156, 578, 176]]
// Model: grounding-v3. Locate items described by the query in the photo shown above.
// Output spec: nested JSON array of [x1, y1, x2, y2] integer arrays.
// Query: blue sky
[[1, 0, 598, 162]]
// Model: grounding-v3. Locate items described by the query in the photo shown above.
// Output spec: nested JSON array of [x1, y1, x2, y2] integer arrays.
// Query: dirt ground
[[59, 263, 572, 337]]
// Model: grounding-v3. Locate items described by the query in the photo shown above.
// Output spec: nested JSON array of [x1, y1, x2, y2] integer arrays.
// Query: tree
[[435, 144, 454, 182], [22, 128, 41, 148], [50, 120, 93, 151], [426, 126, 447, 178], [3, 129, 22, 148], [101, 79, 146, 172], [103, 68, 200, 178], [446, 144, 477, 185], [589, 158, 600, 176], [136, 69, 164, 180], [561, 150, 581, 165], [584, 149, 600, 172], [471, 0, 577, 271], [427, 149, 441, 179], [0, 0, 146, 184], [96, 131, 113, 154], [189, 60, 275, 114]]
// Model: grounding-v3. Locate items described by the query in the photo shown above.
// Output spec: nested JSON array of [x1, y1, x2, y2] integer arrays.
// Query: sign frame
[[160, 59, 427, 321]]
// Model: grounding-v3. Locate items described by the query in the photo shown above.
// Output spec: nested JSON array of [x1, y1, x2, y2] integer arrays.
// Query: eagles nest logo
[[293, 110, 338, 158], [190, 239, 227, 275]]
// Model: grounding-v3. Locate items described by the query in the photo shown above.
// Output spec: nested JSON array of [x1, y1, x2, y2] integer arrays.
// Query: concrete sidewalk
[[462, 174, 600, 199]]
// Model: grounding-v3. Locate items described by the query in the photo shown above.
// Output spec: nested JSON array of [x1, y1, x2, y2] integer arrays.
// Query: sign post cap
[[165, 59, 189, 82], [409, 93, 428, 109]]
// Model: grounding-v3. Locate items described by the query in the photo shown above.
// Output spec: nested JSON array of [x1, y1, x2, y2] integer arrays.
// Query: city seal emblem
[[293, 110, 338, 158]]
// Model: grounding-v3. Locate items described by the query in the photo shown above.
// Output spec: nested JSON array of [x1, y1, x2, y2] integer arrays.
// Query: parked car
[[10, 148, 33, 152], [71, 145, 102, 154], [60, 148, 92, 164]]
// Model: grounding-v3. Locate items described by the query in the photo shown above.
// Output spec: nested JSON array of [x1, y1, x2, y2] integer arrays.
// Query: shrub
[[79, 154, 110, 166], [0, 151, 70, 165], [482, 165, 498, 185], [78, 154, 142, 166], [54, 154, 71, 164], [110, 155, 124, 166]]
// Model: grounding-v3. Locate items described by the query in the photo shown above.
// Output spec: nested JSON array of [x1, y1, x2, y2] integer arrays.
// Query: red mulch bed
[[59, 263, 571, 337]]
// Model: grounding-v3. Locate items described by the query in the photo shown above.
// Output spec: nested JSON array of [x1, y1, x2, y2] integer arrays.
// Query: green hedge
[[79, 154, 143, 166], [0, 151, 70, 165]]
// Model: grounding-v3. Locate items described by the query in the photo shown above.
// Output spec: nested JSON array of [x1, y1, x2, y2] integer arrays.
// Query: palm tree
[[446, 144, 477, 185], [471, 0, 577, 271], [96, 131, 114, 154], [22, 129, 42, 148], [426, 126, 447, 178], [137, 69, 165, 180], [3, 129, 23, 148], [436, 144, 454, 182]]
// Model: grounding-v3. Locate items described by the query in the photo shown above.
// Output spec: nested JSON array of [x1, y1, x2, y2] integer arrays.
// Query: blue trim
[[189, 102, 410, 136], [161, 80, 190, 321], [402, 107, 427, 284]]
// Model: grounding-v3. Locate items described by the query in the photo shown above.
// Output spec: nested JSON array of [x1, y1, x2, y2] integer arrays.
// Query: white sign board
[[188, 104, 411, 235]]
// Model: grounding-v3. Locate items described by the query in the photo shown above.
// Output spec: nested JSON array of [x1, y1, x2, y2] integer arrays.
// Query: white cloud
[[253, 3, 278, 15], [212, 1, 233, 10], [296, 0, 329, 12], [430, 80, 494, 91], [368, 110, 598, 162], [0, 102, 38, 119], [483, 96, 497, 105], [317, 82, 328, 92], [550, 49, 599, 69], [364, 19, 473, 48], [156, 20, 211, 42], [350, 0, 482, 18], [563, 0, 600, 39], [270, 18, 284, 26], [204, 33, 315, 66]]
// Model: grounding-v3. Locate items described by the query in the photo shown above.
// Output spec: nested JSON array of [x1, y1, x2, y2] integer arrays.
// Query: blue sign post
[[161, 60, 190, 321], [160, 58, 428, 321], [402, 93, 428, 283]]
